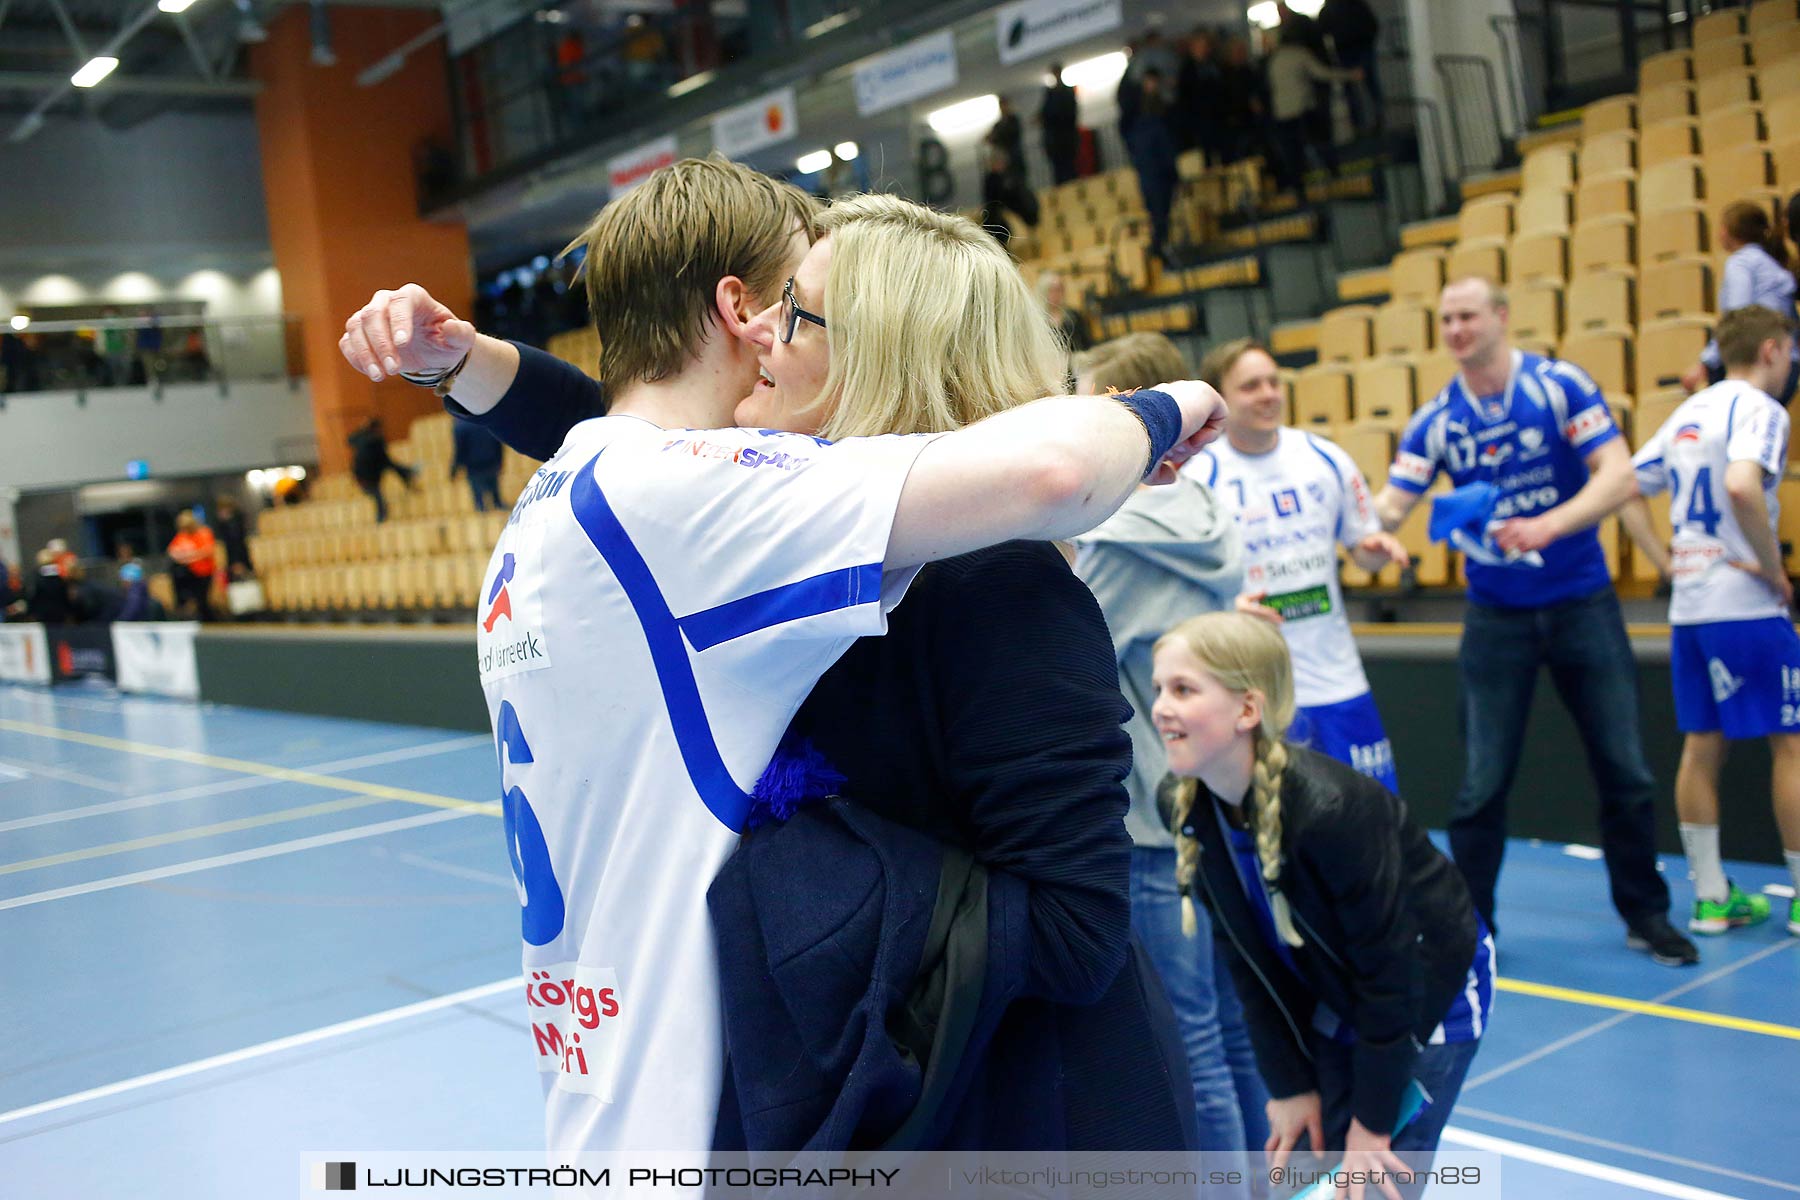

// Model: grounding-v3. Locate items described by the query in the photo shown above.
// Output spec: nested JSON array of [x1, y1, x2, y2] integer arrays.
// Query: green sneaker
[[1689, 882, 1772, 934], [1789, 897, 1799, 937]]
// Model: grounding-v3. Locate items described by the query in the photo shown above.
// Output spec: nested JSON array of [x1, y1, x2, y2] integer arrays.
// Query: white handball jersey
[[1633, 380, 1791, 625], [477, 415, 933, 1165], [1190, 428, 1380, 705]]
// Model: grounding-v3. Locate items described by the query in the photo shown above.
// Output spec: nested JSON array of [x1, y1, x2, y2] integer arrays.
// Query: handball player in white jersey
[[339, 158, 1226, 1169], [1628, 305, 1800, 938], [1189, 338, 1409, 791]]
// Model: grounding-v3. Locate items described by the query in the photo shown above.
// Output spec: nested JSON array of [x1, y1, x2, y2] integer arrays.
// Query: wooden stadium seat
[[1698, 70, 1756, 113], [1508, 282, 1564, 344], [1771, 93, 1800, 143], [1374, 300, 1434, 356], [1511, 230, 1569, 283], [1639, 157, 1704, 213], [1695, 37, 1751, 77], [1639, 82, 1696, 126], [1522, 144, 1577, 194], [1570, 215, 1637, 274], [1319, 305, 1377, 362], [1637, 316, 1714, 391], [1579, 131, 1638, 178], [1750, 2, 1799, 37], [1694, 8, 1745, 44], [1775, 138, 1800, 189], [1336, 425, 1397, 492], [1640, 204, 1710, 265], [1708, 150, 1776, 224], [1583, 95, 1638, 139], [1350, 361, 1416, 428], [1567, 268, 1637, 333], [1560, 328, 1634, 396], [1515, 336, 1559, 358], [1638, 48, 1692, 90], [1634, 389, 1688, 450], [1413, 350, 1461, 400], [1576, 171, 1637, 222], [1516, 188, 1573, 234], [1446, 238, 1508, 284], [1640, 256, 1715, 320], [1389, 247, 1448, 303], [1700, 104, 1766, 151], [1460, 195, 1517, 242], [1760, 55, 1800, 101], [1294, 364, 1354, 426], [1641, 117, 1700, 165]]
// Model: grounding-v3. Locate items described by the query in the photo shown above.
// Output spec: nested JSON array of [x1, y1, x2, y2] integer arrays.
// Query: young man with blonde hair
[[1372, 276, 1698, 965], [340, 157, 1226, 1164], [1630, 305, 1800, 937]]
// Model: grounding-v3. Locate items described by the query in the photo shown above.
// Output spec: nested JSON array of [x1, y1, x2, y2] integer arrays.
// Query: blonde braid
[[1252, 732, 1304, 947], [1171, 777, 1202, 937]]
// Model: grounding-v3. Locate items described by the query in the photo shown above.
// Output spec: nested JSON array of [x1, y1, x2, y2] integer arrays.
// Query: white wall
[[0, 380, 318, 490]]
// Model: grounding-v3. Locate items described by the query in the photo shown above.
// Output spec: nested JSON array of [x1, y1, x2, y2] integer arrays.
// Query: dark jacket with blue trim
[[458, 349, 1198, 1150], [1160, 745, 1478, 1134]]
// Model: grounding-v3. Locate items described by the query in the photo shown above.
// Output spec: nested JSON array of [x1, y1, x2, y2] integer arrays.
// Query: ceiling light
[[158, 0, 199, 13], [1061, 51, 1127, 91], [926, 94, 999, 137], [9, 315, 29, 331], [71, 57, 120, 89], [795, 149, 832, 174], [834, 141, 859, 161]]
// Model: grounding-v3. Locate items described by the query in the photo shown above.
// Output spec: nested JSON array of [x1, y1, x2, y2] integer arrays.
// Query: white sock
[[1786, 850, 1800, 898], [1680, 823, 1727, 903]]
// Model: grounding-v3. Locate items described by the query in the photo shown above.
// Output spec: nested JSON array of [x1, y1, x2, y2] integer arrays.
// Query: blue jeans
[[1310, 1036, 1482, 1200], [1132, 846, 1270, 1194], [467, 467, 502, 513], [1452, 588, 1669, 932]]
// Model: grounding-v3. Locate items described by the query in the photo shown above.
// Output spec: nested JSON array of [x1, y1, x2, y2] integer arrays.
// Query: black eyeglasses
[[781, 277, 827, 344]]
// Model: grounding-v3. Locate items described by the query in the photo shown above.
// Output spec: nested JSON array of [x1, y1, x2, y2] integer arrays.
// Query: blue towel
[[1428, 481, 1498, 546]]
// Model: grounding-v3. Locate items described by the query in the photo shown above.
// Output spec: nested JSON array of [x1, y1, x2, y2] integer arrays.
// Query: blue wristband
[[1114, 388, 1182, 477]]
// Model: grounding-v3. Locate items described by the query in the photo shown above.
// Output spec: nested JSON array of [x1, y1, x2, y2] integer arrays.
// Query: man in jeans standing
[[1373, 277, 1699, 966]]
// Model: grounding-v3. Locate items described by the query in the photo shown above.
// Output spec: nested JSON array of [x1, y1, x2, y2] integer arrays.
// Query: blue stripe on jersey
[[1728, 392, 1740, 440], [1430, 914, 1495, 1044], [678, 562, 883, 651], [1303, 433, 1344, 502], [569, 451, 752, 832], [1201, 450, 1220, 487]]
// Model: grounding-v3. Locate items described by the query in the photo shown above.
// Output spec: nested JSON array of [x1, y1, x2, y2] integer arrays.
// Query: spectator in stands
[[348, 415, 414, 523], [1318, 0, 1382, 134], [0, 329, 41, 393], [27, 549, 82, 625], [1629, 305, 1800, 942], [1216, 35, 1267, 166], [1177, 28, 1226, 165], [980, 98, 1040, 247], [1372, 277, 1699, 967], [1038, 62, 1081, 185], [213, 494, 251, 581], [136, 318, 164, 383], [1070, 332, 1264, 1186], [99, 309, 135, 387], [112, 541, 155, 622], [450, 416, 505, 512], [1266, 23, 1360, 193], [1121, 67, 1181, 266], [166, 509, 216, 621], [1680, 201, 1799, 404], [1038, 271, 1092, 354]]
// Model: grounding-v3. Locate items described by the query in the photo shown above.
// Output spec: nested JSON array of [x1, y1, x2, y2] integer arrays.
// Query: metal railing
[[1491, 11, 1550, 130], [0, 315, 304, 401], [1434, 54, 1516, 177]]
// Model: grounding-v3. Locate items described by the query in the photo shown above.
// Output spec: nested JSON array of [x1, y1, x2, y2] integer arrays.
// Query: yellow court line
[[0, 718, 499, 817], [0, 795, 390, 876], [1497, 976, 1800, 1041]]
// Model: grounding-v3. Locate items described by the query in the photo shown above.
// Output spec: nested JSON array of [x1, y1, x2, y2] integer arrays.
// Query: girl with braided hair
[[1152, 612, 1491, 1199]]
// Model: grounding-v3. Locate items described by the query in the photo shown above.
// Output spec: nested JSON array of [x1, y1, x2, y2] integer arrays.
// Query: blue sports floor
[[0, 682, 1796, 1198]]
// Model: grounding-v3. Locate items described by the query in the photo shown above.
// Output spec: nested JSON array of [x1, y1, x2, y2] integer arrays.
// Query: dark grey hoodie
[[1075, 475, 1243, 847]]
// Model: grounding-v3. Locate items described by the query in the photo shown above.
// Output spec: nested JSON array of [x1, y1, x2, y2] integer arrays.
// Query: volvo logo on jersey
[[478, 532, 553, 683]]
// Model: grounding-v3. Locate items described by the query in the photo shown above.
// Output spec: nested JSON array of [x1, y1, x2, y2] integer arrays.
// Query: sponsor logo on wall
[[994, 0, 1121, 65]]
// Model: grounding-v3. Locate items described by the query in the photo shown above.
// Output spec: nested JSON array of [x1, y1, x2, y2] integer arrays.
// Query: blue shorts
[[1671, 616, 1800, 738], [1293, 691, 1399, 794]]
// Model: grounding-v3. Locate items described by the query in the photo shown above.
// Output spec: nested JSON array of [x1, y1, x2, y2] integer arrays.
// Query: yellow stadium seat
[[1570, 214, 1637, 273], [1516, 188, 1574, 234], [1698, 70, 1756, 113], [1294, 364, 1354, 426], [1576, 171, 1637, 222], [1446, 238, 1508, 284], [1460, 195, 1517, 242], [1522, 144, 1577, 194], [1350, 361, 1416, 428], [1641, 204, 1710, 262], [1561, 328, 1635, 396], [1641, 117, 1700, 166], [1639, 48, 1693, 90], [1511, 230, 1569, 283], [1695, 37, 1751, 77], [1694, 8, 1745, 44], [1760, 56, 1800, 102], [1335, 425, 1397, 493], [1637, 316, 1713, 391], [1508, 282, 1564, 344], [1634, 389, 1688, 449], [1639, 256, 1716, 320], [1700, 103, 1766, 152], [1774, 138, 1800, 189], [1567, 268, 1637, 332], [1319, 305, 1377, 362], [1583, 95, 1638, 138], [1413, 350, 1460, 400], [1639, 83, 1696, 126], [1580, 131, 1639, 178], [1390, 247, 1448, 303], [1515, 336, 1558, 359], [1639, 157, 1705, 213], [1708, 148, 1776, 216], [1374, 300, 1434, 356], [1750, 2, 1799, 37], [1770, 93, 1800, 143]]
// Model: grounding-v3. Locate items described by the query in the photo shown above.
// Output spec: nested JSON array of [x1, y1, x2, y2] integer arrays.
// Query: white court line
[[0, 735, 492, 834], [0, 975, 518, 1129], [381, 847, 515, 889], [0, 757, 130, 795], [1442, 1127, 1747, 1200], [0, 763, 29, 782], [0, 808, 474, 911]]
